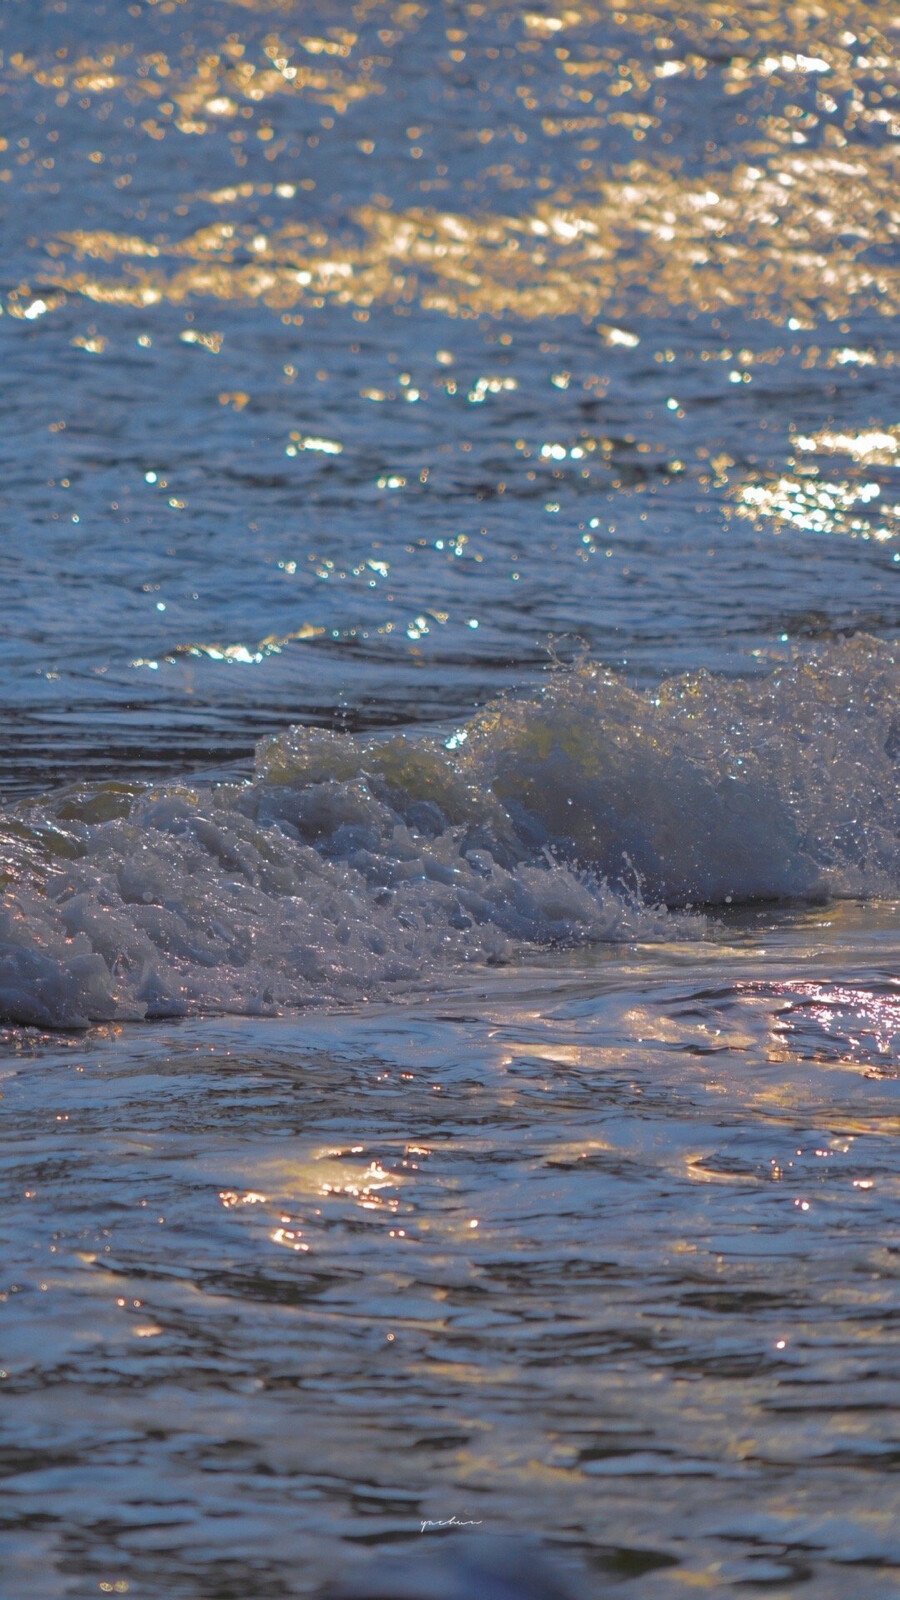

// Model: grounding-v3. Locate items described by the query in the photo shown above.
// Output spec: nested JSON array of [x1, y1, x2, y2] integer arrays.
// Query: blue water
[[0, 1, 898, 1595], [1, 0, 897, 793]]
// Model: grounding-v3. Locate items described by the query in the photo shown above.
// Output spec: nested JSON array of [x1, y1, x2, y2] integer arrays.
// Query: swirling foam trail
[[1, 637, 896, 1027]]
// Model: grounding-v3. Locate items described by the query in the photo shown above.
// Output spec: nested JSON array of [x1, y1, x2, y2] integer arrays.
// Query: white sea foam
[[1, 637, 896, 1027]]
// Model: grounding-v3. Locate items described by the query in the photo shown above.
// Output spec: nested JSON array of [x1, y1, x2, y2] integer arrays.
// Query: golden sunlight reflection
[[2, 0, 896, 334], [736, 474, 898, 543], [131, 622, 325, 669], [212, 1147, 421, 1265], [25, 149, 898, 326], [20, 28, 372, 131], [794, 428, 899, 465], [222, 1150, 408, 1227], [218, 1188, 268, 1206], [270, 1225, 309, 1252], [130, 586, 482, 668], [771, 982, 900, 1059]]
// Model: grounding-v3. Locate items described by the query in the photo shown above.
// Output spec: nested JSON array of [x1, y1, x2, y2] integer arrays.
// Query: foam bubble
[[1, 637, 896, 1027]]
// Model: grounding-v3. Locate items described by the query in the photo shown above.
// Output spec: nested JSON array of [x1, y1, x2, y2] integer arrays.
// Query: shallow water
[[2, 908, 899, 1597], [1, 0, 899, 1595]]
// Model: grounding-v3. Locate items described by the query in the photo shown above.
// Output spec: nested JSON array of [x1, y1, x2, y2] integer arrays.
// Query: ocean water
[[0, 0, 898, 1595]]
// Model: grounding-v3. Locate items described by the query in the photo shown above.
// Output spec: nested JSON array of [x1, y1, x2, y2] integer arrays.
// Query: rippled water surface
[[1, 0, 898, 789], [1, 0, 898, 1595]]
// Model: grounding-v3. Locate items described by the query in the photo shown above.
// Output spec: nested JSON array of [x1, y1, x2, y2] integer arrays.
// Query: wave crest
[[1, 637, 896, 1027]]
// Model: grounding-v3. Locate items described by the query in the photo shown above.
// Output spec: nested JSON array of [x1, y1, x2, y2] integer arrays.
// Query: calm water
[[1, 0, 898, 1595]]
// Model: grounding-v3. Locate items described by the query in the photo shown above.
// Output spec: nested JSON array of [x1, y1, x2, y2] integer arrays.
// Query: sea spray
[[1, 637, 896, 1028]]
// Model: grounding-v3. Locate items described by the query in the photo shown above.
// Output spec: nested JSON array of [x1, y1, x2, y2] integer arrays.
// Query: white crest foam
[[1, 637, 896, 1027]]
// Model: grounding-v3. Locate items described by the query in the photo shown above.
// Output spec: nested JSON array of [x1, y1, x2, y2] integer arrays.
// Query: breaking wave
[[1, 636, 896, 1027]]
